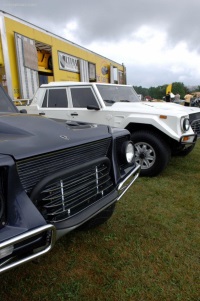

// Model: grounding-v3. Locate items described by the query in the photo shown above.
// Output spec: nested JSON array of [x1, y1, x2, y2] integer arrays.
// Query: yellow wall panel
[[2, 14, 125, 98]]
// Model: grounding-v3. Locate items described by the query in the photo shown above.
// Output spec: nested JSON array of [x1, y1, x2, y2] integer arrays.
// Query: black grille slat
[[16, 138, 116, 222], [18, 151, 107, 188], [191, 120, 200, 136], [17, 138, 111, 192], [189, 113, 200, 137]]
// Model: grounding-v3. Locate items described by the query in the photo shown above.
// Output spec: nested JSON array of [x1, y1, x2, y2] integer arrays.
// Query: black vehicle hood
[[0, 114, 111, 160]]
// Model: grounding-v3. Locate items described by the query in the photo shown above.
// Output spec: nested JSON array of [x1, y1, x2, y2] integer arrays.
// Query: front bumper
[[0, 154, 140, 272], [55, 164, 141, 238], [0, 224, 56, 273]]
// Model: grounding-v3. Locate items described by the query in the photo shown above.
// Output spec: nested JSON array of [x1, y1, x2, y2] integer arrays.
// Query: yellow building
[[0, 11, 126, 100]]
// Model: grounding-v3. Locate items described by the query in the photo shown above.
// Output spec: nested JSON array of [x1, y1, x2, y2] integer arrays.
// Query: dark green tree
[[134, 82, 191, 100], [171, 82, 187, 99], [133, 86, 149, 98]]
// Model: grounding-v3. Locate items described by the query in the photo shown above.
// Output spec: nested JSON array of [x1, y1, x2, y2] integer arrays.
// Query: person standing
[[174, 93, 180, 102], [184, 94, 193, 106], [165, 92, 171, 102]]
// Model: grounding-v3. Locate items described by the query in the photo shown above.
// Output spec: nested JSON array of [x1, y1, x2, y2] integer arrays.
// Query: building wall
[[2, 14, 125, 99]]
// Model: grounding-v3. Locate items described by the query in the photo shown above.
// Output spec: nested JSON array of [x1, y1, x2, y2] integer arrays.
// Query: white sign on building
[[58, 52, 79, 73]]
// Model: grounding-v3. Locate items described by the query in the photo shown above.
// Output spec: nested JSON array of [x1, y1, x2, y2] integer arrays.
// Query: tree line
[[133, 82, 200, 100]]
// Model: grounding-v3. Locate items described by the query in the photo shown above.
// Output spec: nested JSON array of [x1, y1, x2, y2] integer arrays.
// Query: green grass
[[1, 141, 200, 301]]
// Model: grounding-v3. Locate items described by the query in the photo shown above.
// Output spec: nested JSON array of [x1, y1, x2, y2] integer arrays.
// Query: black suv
[[0, 85, 140, 273]]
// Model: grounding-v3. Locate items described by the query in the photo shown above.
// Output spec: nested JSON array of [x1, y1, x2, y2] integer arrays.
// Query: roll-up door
[[79, 59, 89, 82], [14, 33, 39, 99]]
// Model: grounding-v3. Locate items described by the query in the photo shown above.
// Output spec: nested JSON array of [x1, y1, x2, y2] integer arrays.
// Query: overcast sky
[[1, 0, 200, 88]]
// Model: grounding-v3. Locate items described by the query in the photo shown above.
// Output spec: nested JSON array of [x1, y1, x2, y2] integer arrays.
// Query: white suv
[[24, 82, 200, 177]]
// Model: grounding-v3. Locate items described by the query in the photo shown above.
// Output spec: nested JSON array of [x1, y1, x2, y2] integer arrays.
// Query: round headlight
[[122, 141, 135, 164], [182, 118, 190, 132]]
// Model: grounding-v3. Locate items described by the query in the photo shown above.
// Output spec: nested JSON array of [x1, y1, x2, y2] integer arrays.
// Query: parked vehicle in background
[[0, 84, 140, 273], [21, 82, 200, 177], [191, 97, 200, 108]]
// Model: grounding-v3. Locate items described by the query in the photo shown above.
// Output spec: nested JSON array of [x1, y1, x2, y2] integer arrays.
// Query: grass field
[[1, 141, 199, 301]]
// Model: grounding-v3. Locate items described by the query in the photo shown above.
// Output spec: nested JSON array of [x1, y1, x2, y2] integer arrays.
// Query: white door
[[68, 86, 111, 125]]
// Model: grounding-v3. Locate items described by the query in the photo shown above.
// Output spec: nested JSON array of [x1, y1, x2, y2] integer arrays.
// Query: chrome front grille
[[31, 159, 114, 222]]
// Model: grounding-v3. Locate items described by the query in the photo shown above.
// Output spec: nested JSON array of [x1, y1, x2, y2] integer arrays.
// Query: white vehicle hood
[[107, 102, 200, 117]]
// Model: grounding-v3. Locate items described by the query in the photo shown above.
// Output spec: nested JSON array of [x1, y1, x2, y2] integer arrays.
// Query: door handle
[[71, 113, 78, 116]]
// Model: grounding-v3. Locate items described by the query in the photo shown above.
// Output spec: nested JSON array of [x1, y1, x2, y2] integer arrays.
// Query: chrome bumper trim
[[0, 224, 56, 273], [180, 133, 197, 144], [117, 164, 141, 201]]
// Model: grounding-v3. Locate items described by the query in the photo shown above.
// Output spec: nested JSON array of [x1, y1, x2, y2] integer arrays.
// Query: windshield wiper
[[120, 100, 130, 102]]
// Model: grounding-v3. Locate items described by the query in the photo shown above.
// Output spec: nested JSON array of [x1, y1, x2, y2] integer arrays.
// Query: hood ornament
[[60, 135, 69, 140]]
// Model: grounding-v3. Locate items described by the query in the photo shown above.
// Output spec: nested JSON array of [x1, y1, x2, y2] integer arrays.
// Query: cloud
[[1, 0, 200, 87]]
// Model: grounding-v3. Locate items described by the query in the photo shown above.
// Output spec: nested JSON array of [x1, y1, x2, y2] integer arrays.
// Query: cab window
[[70, 87, 98, 108], [42, 89, 68, 107]]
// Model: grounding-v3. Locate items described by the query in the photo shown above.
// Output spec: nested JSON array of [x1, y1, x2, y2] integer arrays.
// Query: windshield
[[0, 85, 18, 113], [96, 84, 140, 106]]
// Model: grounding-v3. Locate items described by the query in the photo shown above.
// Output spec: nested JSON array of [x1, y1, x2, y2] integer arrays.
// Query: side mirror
[[87, 105, 100, 111]]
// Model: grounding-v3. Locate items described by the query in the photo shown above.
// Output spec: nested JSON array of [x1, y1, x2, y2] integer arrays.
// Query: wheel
[[131, 130, 171, 177], [78, 203, 116, 231], [172, 144, 195, 156]]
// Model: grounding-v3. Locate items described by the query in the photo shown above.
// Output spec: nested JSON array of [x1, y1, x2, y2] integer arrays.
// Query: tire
[[172, 144, 195, 156], [131, 130, 171, 177], [78, 203, 116, 231]]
